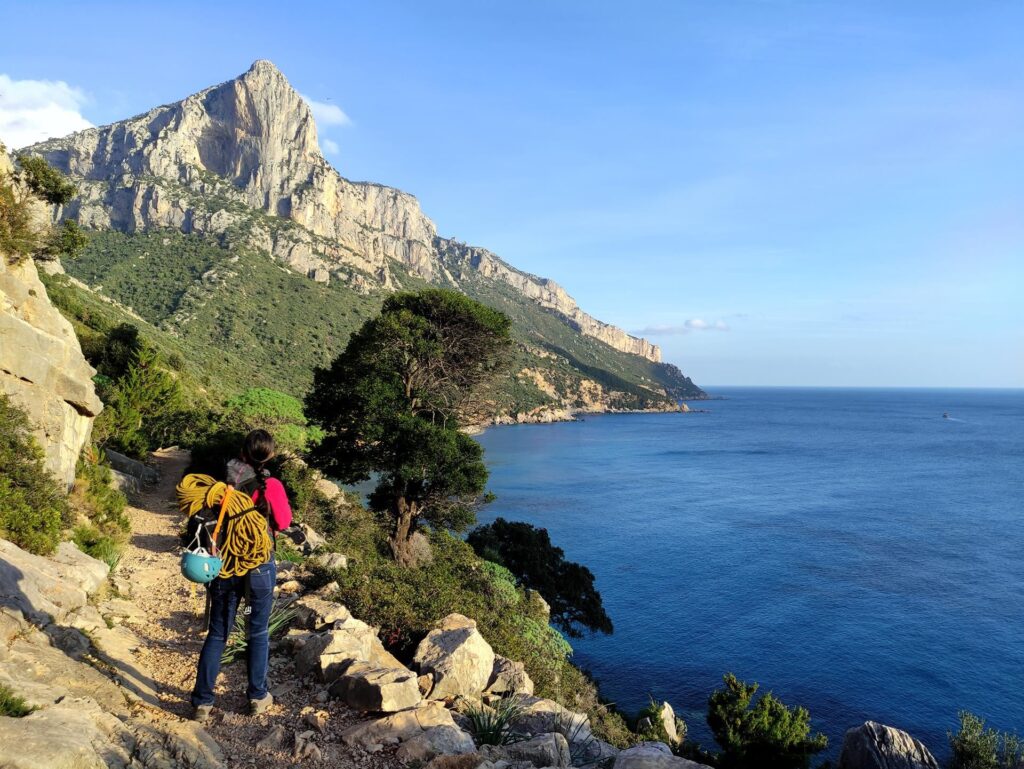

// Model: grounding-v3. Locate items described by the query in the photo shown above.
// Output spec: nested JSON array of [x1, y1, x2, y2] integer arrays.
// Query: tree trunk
[[389, 497, 417, 567]]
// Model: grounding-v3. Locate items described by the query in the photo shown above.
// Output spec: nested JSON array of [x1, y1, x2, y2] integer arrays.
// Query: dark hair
[[242, 429, 276, 469]]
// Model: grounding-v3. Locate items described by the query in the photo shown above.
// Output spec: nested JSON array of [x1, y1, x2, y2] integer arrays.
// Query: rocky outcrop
[[24, 60, 664, 364], [613, 742, 713, 769], [414, 613, 496, 699], [329, 662, 422, 713], [838, 721, 940, 769], [0, 154, 102, 488], [484, 654, 534, 696]]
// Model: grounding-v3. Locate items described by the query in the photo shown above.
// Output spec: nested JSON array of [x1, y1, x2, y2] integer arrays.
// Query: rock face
[[24, 60, 663, 364], [613, 742, 714, 769], [0, 154, 102, 488], [413, 613, 496, 699], [838, 721, 940, 769], [485, 654, 535, 696]]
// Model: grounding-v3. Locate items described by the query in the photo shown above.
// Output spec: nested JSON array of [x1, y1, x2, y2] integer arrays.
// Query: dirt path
[[116, 449, 401, 768]]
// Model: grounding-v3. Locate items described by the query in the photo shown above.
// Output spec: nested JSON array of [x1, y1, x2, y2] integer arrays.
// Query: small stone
[[278, 580, 303, 594], [256, 724, 288, 751], [367, 743, 384, 753], [306, 710, 329, 732], [315, 690, 329, 703]]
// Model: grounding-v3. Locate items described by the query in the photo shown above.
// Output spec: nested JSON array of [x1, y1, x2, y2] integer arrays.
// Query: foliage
[[465, 695, 527, 745], [0, 394, 69, 555], [69, 448, 130, 570], [706, 673, 827, 769], [0, 171, 38, 263], [637, 698, 687, 745], [72, 525, 123, 570], [39, 220, 88, 261], [948, 711, 1023, 769], [222, 387, 323, 454], [0, 683, 34, 717], [16, 155, 77, 206], [468, 518, 613, 638], [221, 602, 296, 665], [307, 289, 513, 564]]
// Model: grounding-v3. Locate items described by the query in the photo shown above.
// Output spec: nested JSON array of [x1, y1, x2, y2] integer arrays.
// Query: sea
[[475, 387, 1024, 759]]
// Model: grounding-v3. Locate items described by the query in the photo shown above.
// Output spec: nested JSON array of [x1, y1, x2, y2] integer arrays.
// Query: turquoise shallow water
[[476, 387, 1024, 758]]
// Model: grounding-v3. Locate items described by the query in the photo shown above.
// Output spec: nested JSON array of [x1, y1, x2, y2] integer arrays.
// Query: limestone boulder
[[613, 742, 713, 769], [0, 538, 108, 625], [510, 696, 592, 743], [499, 732, 571, 768], [0, 697, 133, 769], [340, 701, 458, 747], [329, 662, 422, 713], [394, 725, 476, 763], [291, 594, 350, 630], [414, 613, 495, 699], [315, 552, 349, 571], [838, 721, 940, 769], [294, 616, 377, 681], [299, 524, 327, 554], [656, 701, 682, 745], [485, 654, 534, 696]]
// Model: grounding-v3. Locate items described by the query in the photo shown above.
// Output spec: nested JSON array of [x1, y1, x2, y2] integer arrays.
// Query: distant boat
[[943, 412, 949, 419]]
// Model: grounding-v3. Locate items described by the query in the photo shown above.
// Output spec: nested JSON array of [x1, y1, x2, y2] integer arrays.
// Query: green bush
[[16, 155, 77, 206], [73, 449, 129, 532], [0, 683, 34, 717], [72, 525, 123, 570], [706, 673, 827, 769], [637, 698, 687, 745], [948, 712, 1023, 769], [0, 394, 69, 554], [222, 387, 323, 454], [0, 172, 38, 263]]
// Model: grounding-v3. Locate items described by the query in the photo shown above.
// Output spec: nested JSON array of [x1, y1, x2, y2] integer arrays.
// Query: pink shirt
[[252, 478, 292, 531]]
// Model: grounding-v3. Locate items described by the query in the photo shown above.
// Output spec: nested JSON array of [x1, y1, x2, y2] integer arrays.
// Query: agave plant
[[465, 695, 527, 746], [221, 602, 296, 665]]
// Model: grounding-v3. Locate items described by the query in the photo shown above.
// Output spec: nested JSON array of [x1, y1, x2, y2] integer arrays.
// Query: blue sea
[[476, 388, 1024, 759]]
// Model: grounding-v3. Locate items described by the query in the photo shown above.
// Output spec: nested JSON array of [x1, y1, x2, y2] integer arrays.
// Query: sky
[[0, 1, 1021, 388]]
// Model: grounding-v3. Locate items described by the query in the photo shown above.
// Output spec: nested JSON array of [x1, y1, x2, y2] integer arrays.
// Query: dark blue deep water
[[476, 388, 1024, 758]]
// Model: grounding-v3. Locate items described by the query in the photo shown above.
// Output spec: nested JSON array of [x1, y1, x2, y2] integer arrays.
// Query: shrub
[[73, 448, 129, 532], [0, 683, 34, 717], [0, 394, 69, 554], [0, 172, 37, 263], [16, 154, 77, 206], [706, 673, 827, 769], [638, 698, 687, 745], [465, 695, 526, 745], [948, 711, 1023, 769], [222, 387, 323, 454], [72, 525, 123, 570]]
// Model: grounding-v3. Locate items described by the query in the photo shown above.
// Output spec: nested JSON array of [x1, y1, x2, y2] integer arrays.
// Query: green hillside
[[56, 228, 701, 415]]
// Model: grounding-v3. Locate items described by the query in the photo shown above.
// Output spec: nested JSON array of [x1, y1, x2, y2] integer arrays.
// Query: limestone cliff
[[25, 60, 663, 364], [0, 153, 102, 487]]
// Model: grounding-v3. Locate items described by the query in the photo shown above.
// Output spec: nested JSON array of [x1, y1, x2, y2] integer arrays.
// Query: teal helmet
[[180, 550, 222, 584]]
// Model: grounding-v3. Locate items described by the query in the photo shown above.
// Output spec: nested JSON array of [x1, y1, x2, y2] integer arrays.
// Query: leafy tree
[[467, 517, 613, 637], [42, 219, 88, 260], [949, 711, 1023, 769], [706, 673, 827, 769], [222, 387, 323, 454], [307, 289, 512, 565], [0, 394, 69, 554], [16, 154, 77, 206]]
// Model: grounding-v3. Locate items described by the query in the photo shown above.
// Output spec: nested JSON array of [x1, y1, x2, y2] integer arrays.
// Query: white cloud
[[636, 319, 730, 336], [300, 94, 351, 127], [321, 138, 340, 155], [0, 74, 93, 149]]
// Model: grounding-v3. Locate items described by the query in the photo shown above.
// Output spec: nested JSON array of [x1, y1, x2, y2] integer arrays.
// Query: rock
[[277, 579, 303, 594], [424, 756, 488, 769], [0, 538, 108, 625], [294, 616, 378, 681], [305, 710, 329, 732], [291, 594, 351, 630], [88, 622, 161, 706], [657, 702, 681, 745], [838, 721, 940, 769], [414, 613, 496, 699], [340, 701, 457, 747], [0, 697, 133, 769], [500, 732, 571, 768], [293, 729, 321, 760], [418, 673, 435, 697], [103, 448, 159, 485], [98, 597, 146, 622], [485, 655, 535, 696], [315, 477, 341, 500], [330, 662, 422, 713], [257, 724, 288, 751], [314, 552, 348, 570], [510, 697, 592, 744], [128, 711, 225, 769], [0, 196, 102, 488], [613, 742, 713, 769], [395, 725, 477, 763], [108, 468, 141, 498], [299, 524, 327, 554]]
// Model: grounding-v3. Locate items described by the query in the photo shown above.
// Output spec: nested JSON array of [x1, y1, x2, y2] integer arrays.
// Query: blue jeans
[[191, 559, 276, 706]]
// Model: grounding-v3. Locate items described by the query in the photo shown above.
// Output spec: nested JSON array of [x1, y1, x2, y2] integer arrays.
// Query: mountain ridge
[[21, 60, 705, 412]]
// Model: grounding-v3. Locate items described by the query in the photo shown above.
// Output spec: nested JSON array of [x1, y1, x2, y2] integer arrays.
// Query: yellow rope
[[176, 473, 272, 579]]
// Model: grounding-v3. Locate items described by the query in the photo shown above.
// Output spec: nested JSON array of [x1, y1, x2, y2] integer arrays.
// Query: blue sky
[[1, 1, 1021, 387]]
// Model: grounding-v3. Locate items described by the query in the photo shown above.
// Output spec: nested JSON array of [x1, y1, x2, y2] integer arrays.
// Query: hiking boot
[[191, 704, 213, 724], [249, 693, 273, 715]]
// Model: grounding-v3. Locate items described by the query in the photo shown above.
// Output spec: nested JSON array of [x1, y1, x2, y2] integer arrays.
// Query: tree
[[222, 387, 323, 454], [706, 674, 827, 769], [16, 154, 77, 206], [467, 517, 613, 637], [306, 289, 512, 565], [948, 711, 1023, 769], [41, 219, 88, 260]]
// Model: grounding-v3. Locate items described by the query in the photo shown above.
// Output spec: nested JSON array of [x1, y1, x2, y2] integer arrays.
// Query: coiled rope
[[176, 473, 272, 579]]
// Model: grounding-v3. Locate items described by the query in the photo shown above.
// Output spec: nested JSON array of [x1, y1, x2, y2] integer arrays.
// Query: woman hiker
[[190, 429, 292, 722]]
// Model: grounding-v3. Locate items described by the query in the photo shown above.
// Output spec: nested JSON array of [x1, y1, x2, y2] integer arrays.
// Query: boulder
[[510, 696, 592, 743], [315, 477, 341, 500], [0, 697, 133, 769], [613, 742, 713, 769], [315, 552, 349, 570], [414, 613, 496, 699], [657, 701, 681, 745], [294, 616, 377, 681], [485, 655, 535, 696], [299, 524, 327, 554], [329, 662, 422, 713], [838, 721, 940, 769], [424, 756, 488, 769], [340, 701, 458, 747], [0, 217, 102, 489], [103, 448, 159, 485], [394, 725, 477, 763], [291, 595, 350, 630], [0, 538, 108, 625], [500, 732, 571, 768]]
